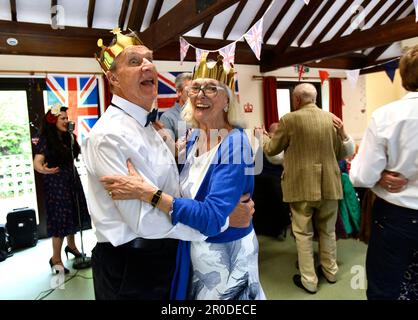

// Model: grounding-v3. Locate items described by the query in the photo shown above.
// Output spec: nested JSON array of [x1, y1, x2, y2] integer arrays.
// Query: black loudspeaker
[[6, 207, 38, 250]]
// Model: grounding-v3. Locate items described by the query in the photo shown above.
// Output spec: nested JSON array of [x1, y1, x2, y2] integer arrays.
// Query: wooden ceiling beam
[[261, 15, 418, 72], [150, 0, 163, 24], [118, 0, 130, 29], [271, 0, 322, 56], [10, 0, 16, 22], [297, 0, 334, 46], [223, 0, 247, 40], [139, 0, 240, 51], [263, 0, 293, 44], [306, 55, 367, 70], [332, 0, 372, 39], [246, 0, 273, 33], [201, 17, 213, 38], [371, 0, 405, 27], [127, 0, 148, 32], [87, 0, 96, 28], [0, 21, 112, 57], [366, 4, 413, 63], [312, 1, 352, 45]]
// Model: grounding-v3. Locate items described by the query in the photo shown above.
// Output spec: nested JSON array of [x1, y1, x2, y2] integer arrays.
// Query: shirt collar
[[111, 95, 155, 127], [402, 91, 418, 100], [175, 102, 183, 113]]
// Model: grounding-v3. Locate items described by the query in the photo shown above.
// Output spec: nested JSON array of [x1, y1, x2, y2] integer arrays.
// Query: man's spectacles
[[187, 85, 224, 97]]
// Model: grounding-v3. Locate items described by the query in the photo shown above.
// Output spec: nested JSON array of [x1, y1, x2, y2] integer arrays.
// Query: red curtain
[[102, 75, 112, 112], [329, 78, 343, 119], [262, 76, 278, 129]]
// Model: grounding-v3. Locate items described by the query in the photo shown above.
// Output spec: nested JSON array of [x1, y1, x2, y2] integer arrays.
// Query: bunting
[[179, 37, 190, 65], [383, 60, 399, 82], [298, 64, 305, 81], [346, 69, 360, 88], [178, 0, 275, 66], [414, 0, 418, 22], [219, 42, 236, 70], [303, 0, 310, 4], [318, 70, 330, 85], [244, 18, 264, 60]]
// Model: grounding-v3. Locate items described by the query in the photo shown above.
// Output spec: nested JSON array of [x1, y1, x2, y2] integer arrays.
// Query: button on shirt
[[82, 95, 206, 246], [350, 92, 418, 209]]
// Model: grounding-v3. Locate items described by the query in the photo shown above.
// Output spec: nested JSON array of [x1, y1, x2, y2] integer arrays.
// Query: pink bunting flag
[[219, 42, 236, 71], [195, 48, 208, 66], [179, 37, 190, 65], [244, 17, 263, 60], [414, 0, 418, 22]]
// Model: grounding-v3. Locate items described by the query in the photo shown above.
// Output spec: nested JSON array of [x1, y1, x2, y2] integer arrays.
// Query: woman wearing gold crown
[[101, 54, 265, 300]]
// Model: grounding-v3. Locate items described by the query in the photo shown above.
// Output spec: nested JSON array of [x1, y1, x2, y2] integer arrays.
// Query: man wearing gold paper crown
[[82, 29, 254, 300], [98, 42, 265, 299]]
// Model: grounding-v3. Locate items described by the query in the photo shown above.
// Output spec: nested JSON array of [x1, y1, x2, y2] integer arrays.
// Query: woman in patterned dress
[[101, 70, 265, 300], [33, 105, 91, 274]]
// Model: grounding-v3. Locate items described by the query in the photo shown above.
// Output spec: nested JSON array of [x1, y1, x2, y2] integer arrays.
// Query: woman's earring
[[223, 105, 229, 112]]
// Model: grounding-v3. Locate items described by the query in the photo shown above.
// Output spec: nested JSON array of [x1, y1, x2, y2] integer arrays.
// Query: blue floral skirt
[[188, 230, 266, 300]]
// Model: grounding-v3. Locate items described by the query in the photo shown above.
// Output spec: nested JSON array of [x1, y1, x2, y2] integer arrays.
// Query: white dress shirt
[[350, 92, 418, 209], [82, 95, 206, 246]]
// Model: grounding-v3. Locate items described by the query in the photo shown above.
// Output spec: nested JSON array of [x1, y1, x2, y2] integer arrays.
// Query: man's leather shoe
[[317, 266, 337, 284], [292, 274, 316, 294]]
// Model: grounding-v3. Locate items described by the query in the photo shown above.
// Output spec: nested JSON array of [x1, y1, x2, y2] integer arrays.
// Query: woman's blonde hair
[[181, 78, 246, 129]]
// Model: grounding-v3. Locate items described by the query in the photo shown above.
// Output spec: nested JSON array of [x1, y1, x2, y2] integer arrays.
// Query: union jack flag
[[244, 17, 263, 60], [157, 72, 182, 114], [46, 75, 99, 144], [219, 42, 236, 71]]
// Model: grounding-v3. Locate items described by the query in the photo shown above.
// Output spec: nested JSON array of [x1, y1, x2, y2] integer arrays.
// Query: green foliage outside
[[0, 122, 29, 155], [0, 91, 31, 156]]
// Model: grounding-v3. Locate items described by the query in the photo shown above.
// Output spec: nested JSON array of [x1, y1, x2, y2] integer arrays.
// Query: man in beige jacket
[[263, 83, 354, 294]]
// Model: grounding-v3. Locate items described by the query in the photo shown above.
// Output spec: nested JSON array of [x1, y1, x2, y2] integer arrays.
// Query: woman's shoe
[[64, 246, 84, 259], [49, 258, 70, 274]]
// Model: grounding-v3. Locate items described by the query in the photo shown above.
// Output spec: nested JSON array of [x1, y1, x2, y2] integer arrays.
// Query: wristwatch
[[150, 189, 163, 207]]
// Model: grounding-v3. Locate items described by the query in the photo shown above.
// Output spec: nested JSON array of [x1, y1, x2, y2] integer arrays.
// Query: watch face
[[151, 190, 162, 207]]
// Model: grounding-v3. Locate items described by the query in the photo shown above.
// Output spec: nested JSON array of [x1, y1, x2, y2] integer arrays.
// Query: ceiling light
[[6, 38, 18, 46]]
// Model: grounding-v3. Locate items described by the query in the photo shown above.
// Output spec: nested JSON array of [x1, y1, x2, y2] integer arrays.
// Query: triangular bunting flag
[[195, 48, 208, 66], [383, 60, 399, 82], [179, 37, 190, 65], [298, 64, 305, 81], [414, 0, 418, 22], [303, 0, 310, 4], [244, 18, 263, 60], [346, 69, 360, 88], [218, 42, 236, 71], [318, 70, 330, 85]]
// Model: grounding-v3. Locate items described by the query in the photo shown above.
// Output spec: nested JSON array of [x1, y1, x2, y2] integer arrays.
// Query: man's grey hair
[[293, 83, 317, 105], [175, 72, 193, 91]]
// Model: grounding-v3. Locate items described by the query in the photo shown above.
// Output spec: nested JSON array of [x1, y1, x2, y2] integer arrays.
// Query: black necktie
[[145, 108, 158, 127]]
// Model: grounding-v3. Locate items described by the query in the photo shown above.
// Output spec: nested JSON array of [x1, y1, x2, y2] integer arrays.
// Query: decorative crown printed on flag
[[95, 28, 144, 73], [192, 55, 235, 91]]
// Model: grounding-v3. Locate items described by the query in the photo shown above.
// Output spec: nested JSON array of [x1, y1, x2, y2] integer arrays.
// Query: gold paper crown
[[193, 55, 235, 91], [95, 28, 144, 73]]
